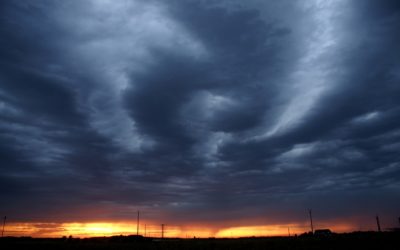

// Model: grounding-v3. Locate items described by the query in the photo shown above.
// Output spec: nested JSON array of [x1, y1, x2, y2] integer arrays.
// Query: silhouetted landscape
[[1, 232, 400, 250]]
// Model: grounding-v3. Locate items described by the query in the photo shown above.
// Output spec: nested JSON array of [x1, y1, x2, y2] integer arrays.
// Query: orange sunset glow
[[2, 220, 362, 238]]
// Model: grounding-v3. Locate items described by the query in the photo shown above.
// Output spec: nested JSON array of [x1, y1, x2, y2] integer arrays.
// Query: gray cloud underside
[[1, 0, 400, 226]]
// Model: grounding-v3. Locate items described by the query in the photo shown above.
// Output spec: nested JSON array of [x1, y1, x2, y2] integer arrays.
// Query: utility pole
[[288, 227, 291, 237], [137, 211, 140, 235], [161, 224, 164, 238], [1, 216, 6, 237], [309, 209, 314, 234], [144, 224, 146, 237], [376, 215, 381, 232]]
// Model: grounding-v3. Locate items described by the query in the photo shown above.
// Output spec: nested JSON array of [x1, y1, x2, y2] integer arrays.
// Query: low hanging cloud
[[0, 0, 400, 230]]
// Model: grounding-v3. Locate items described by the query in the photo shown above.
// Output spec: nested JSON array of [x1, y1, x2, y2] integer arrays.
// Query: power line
[[376, 215, 381, 232], [1, 216, 6, 237], [308, 209, 314, 234], [136, 211, 140, 235]]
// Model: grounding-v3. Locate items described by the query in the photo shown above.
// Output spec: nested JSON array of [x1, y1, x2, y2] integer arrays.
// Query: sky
[[0, 0, 400, 237]]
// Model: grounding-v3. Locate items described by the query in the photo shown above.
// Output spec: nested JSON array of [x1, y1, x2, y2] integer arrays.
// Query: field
[[1, 232, 399, 250]]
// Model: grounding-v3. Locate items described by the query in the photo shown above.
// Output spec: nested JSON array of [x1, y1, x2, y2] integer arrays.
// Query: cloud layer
[[1, 0, 400, 231]]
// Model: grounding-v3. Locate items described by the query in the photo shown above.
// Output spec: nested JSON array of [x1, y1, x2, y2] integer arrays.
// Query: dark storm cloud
[[0, 0, 399, 229]]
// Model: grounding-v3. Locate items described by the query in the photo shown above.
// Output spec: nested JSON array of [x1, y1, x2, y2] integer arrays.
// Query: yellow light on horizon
[[216, 225, 295, 238], [63, 222, 138, 237], [2, 220, 361, 238]]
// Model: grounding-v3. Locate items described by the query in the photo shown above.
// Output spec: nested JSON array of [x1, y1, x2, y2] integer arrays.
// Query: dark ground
[[1, 232, 399, 250]]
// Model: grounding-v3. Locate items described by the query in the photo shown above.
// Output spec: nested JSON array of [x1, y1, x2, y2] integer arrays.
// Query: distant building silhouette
[[314, 229, 332, 237]]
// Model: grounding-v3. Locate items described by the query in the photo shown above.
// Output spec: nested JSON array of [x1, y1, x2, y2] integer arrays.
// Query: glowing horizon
[[1, 219, 370, 238]]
